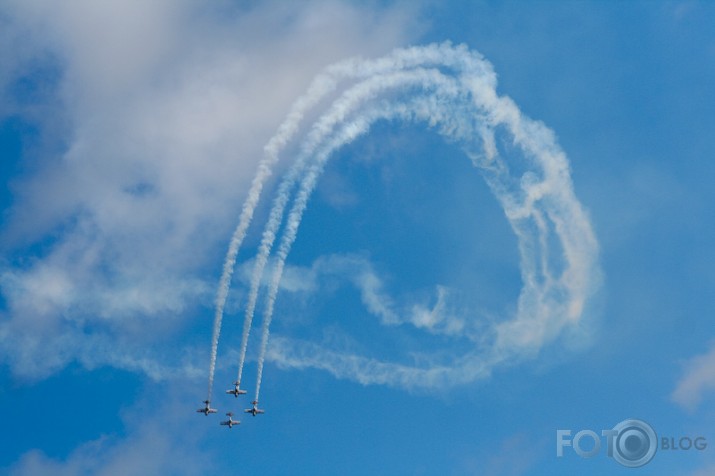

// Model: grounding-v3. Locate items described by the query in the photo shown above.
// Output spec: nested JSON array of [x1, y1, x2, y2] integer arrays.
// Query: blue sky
[[1, 1, 715, 475]]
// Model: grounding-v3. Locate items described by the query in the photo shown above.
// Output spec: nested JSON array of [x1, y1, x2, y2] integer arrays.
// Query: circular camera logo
[[610, 419, 657, 468]]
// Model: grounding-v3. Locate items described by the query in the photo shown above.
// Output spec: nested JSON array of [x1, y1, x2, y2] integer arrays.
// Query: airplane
[[196, 400, 217, 416], [225, 381, 247, 398], [220, 412, 240, 429], [244, 400, 265, 417]]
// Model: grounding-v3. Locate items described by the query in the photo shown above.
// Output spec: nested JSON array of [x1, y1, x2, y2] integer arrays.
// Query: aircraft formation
[[196, 381, 264, 429]]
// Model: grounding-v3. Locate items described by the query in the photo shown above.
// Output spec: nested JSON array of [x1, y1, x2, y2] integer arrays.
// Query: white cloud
[[0, 0, 419, 380], [672, 341, 715, 411], [461, 432, 542, 476], [7, 430, 210, 476], [688, 463, 715, 476], [5, 391, 216, 476]]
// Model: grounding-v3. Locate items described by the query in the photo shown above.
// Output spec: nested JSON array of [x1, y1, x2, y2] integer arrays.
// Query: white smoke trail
[[209, 42, 495, 399], [253, 116, 376, 401], [245, 71, 480, 401], [249, 44, 599, 395], [252, 92, 482, 399], [266, 335, 499, 389], [235, 69, 465, 394]]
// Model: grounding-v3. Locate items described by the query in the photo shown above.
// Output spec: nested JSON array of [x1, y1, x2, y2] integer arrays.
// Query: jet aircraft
[[244, 400, 265, 416], [196, 400, 217, 416], [226, 381, 247, 397], [220, 412, 240, 428]]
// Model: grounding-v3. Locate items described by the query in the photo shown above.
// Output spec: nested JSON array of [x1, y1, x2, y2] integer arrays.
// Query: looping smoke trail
[[247, 76, 473, 400], [247, 44, 599, 396], [236, 69, 462, 395], [208, 42, 489, 399], [209, 43, 598, 401], [252, 93, 477, 400]]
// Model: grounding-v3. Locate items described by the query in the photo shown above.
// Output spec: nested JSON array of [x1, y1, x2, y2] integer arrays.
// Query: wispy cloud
[[0, 0, 417, 381], [4, 392, 216, 476], [688, 463, 715, 476], [672, 341, 715, 411], [7, 428, 211, 476], [469, 432, 543, 476]]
